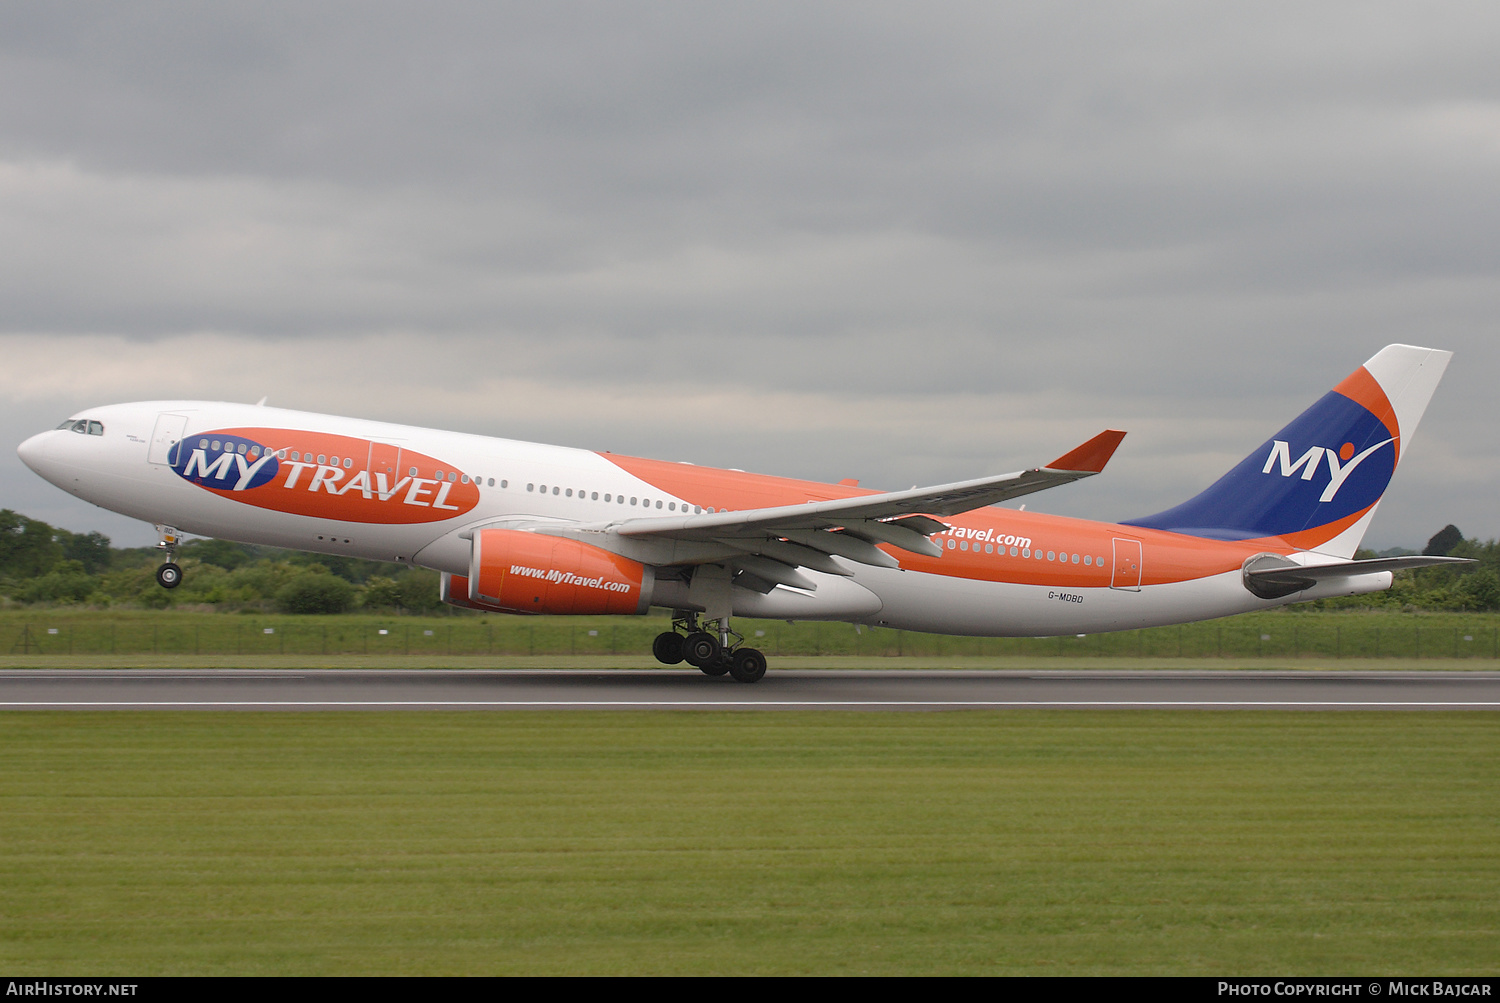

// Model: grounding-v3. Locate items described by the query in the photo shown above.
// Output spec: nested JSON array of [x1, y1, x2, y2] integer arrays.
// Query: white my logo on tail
[[1262, 437, 1395, 503]]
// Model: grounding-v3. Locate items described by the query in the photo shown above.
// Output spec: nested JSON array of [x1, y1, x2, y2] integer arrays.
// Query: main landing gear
[[155, 525, 183, 590], [652, 611, 768, 683]]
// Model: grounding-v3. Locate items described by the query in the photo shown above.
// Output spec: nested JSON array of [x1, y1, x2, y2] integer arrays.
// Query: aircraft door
[[369, 442, 401, 475], [1110, 538, 1142, 591], [368, 442, 402, 495], [148, 413, 189, 466]]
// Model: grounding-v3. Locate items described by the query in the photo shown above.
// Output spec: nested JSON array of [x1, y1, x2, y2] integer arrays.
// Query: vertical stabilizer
[[1125, 345, 1451, 558]]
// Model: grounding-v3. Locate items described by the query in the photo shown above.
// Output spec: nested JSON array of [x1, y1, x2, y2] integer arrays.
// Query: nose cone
[[17, 431, 62, 483], [18, 431, 46, 472]]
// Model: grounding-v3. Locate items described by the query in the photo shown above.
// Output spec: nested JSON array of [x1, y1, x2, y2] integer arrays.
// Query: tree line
[[0, 510, 444, 614], [1, 509, 1497, 614]]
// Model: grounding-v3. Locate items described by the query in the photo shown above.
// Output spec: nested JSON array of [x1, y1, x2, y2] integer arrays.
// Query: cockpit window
[[87, 421, 104, 436], [57, 418, 104, 435], [56, 419, 76, 430]]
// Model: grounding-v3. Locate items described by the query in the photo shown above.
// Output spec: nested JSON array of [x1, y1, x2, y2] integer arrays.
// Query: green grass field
[[3, 608, 1499, 661], [1, 712, 1495, 975]]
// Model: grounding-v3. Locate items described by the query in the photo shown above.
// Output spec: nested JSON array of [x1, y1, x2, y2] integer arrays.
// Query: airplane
[[16, 344, 1468, 682]]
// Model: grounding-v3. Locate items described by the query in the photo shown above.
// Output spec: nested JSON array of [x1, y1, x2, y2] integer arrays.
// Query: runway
[[1, 668, 1498, 710]]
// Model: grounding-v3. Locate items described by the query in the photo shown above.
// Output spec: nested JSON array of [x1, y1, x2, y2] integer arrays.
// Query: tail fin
[[1124, 345, 1451, 558]]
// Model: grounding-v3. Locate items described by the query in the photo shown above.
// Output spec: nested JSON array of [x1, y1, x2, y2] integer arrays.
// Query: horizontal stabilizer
[[1243, 553, 1473, 600]]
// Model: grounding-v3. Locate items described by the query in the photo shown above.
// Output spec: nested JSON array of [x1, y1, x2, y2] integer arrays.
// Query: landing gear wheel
[[156, 563, 183, 590], [699, 656, 730, 677], [652, 631, 685, 665], [729, 647, 767, 684], [682, 631, 722, 669]]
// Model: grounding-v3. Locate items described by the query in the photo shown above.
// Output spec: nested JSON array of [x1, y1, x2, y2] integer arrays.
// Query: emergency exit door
[[1111, 538, 1142, 591]]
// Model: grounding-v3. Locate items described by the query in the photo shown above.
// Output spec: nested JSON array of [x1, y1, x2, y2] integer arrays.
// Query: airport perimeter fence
[[3, 612, 1500, 659]]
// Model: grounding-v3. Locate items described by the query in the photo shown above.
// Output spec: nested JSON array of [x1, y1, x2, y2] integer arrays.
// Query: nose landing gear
[[652, 611, 767, 682], [154, 525, 183, 590]]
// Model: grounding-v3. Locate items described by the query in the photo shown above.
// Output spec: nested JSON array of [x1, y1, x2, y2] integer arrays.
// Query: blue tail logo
[[1125, 389, 1398, 542], [1262, 434, 1394, 504]]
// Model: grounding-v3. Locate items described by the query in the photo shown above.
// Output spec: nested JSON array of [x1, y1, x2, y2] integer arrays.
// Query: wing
[[545, 429, 1128, 591]]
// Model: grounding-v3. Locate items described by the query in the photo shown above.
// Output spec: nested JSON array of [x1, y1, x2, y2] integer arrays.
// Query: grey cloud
[[0, 3, 1496, 548]]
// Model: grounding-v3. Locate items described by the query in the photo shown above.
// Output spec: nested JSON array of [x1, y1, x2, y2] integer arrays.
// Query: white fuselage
[[18, 400, 1386, 636]]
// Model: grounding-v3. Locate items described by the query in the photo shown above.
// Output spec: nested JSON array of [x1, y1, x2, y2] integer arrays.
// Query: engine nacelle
[[468, 528, 655, 615]]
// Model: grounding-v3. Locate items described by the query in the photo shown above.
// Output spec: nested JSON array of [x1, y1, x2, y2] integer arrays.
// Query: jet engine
[[466, 528, 655, 615]]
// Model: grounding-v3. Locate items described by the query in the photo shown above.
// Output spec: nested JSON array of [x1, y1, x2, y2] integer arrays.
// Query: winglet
[[1045, 429, 1127, 473]]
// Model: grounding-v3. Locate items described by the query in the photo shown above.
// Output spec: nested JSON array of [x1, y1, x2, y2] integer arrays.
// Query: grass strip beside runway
[[0, 712, 1495, 975], [4, 609, 1500, 661], [0, 654, 1496, 672]]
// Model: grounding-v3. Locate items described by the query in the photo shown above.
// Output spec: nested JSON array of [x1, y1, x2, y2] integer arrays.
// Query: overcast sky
[[2, 2, 1496, 549]]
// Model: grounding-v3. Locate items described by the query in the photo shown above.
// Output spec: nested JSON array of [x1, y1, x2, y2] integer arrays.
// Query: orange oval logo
[[181, 427, 480, 524]]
